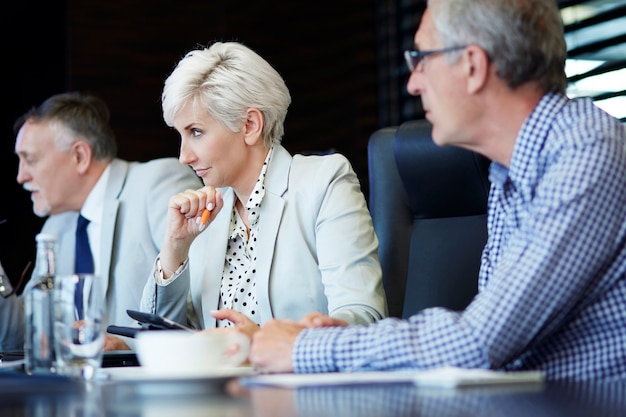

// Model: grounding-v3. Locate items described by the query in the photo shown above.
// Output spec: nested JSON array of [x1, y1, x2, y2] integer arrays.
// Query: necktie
[[75, 214, 94, 274], [74, 214, 93, 317]]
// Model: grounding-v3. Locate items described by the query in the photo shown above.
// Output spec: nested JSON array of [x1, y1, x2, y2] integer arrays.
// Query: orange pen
[[198, 208, 211, 232]]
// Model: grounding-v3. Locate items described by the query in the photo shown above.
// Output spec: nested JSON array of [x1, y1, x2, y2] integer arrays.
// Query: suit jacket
[[141, 145, 388, 327], [19, 158, 201, 345]]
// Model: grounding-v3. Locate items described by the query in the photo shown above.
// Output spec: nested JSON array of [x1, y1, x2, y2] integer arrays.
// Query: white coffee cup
[[134, 330, 250, 376]]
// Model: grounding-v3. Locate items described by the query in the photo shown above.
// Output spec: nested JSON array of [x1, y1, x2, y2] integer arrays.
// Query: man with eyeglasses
[[248, 0, 626, 381]]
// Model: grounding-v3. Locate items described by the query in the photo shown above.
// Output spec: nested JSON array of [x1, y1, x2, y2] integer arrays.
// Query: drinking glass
[[53, 273, 105, 380]]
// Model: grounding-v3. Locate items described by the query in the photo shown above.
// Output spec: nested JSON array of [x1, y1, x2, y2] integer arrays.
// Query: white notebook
[[411, 367, 544, 388], [241, 367, 544, 389]]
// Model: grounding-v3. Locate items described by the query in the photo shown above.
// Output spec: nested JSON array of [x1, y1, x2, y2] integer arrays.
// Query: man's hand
[[104, 334, 130, 351], [249, 319, 304, 373]]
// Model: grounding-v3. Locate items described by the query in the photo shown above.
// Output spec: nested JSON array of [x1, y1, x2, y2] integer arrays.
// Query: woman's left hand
[[210, 308, 260, 341], [298, 311, 348, 328]]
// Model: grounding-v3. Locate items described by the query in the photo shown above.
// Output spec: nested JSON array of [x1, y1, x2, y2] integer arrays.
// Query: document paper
[[241, 367, 544, 389]]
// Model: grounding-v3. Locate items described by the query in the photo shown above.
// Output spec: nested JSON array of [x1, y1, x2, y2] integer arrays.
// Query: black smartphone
[[125, 309, 193, 331], [106, 325, 144, 339]]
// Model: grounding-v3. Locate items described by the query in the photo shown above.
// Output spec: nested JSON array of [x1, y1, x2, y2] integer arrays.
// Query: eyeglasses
[[404, 46, 467, 72]]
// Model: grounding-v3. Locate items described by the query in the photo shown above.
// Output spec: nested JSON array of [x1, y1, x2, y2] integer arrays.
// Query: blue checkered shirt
[[294, 93, 626, 381]]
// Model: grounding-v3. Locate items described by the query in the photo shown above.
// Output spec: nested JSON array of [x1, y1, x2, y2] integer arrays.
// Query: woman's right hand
[[160, 186, 224, 275]]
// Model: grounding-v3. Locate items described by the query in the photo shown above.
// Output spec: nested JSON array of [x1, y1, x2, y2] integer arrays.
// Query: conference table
[[0, 365, 624, 416]]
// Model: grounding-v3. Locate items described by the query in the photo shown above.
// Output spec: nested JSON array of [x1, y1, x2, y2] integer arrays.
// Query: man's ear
[[243, 108, 264, 146], [464, 45, 490, 94], [71, 140, 92, 175]]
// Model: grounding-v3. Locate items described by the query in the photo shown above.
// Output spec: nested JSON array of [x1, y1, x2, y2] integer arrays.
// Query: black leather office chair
[[368, 119, 491, 318]]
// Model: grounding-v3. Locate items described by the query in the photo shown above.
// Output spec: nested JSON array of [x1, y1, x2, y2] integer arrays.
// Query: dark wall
[[2, 0, 380, 288], [68, 1, 378, 162], [2, 1, 66, 286]]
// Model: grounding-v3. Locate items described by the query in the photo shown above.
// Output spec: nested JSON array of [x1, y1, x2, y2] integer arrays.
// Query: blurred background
[[1, 0, 623, 290]]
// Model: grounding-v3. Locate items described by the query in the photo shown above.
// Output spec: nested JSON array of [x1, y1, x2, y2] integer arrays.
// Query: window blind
[[560, 0, 626, 122], [376, 0, 626, 125]]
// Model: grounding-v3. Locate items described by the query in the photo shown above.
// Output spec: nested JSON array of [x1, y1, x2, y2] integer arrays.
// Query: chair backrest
[[368, 120, 491, 318]]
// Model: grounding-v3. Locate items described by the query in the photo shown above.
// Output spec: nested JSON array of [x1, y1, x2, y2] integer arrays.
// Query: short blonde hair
[[162, 42, 291, 148]]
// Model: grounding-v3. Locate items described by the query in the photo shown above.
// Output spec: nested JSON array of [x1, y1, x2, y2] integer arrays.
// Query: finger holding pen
[[196, 188, 223, 231], [198, 208, 211, 231]]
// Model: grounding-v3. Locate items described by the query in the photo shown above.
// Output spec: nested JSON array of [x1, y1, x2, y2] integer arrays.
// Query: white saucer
[[99, 365, 255, 382]]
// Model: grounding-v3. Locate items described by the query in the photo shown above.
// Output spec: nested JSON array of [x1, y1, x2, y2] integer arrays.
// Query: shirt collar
[[489, 93, 567, 190], [246, 146, 274, 226], [81, 163, 111, 224]]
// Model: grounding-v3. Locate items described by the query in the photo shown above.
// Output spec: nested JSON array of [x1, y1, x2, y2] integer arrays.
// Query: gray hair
[[429, 0, 567, 94], [162, 42, 291, 148], [14, 92, 117, 161]]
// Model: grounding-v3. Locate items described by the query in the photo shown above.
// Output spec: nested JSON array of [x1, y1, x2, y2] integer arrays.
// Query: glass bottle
[[24, 233, 57, 374]]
